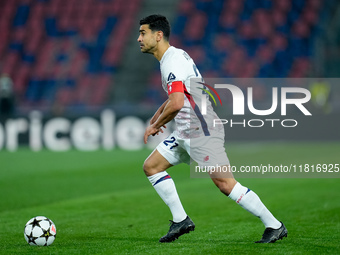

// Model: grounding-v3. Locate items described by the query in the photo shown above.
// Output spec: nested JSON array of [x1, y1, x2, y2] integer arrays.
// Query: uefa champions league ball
[[24, 216, 56, 246]]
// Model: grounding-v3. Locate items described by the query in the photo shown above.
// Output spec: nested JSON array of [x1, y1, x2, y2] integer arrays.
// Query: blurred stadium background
[[0, 2, 339, 254], [0, 0, 340, 150]]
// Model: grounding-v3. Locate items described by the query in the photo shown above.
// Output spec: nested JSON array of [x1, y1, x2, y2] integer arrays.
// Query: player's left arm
[[149, 99, 169, 125], [144, 91, 184, 144]]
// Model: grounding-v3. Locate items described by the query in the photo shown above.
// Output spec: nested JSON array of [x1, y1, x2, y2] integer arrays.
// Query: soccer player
[[137, 14, 287, 243]]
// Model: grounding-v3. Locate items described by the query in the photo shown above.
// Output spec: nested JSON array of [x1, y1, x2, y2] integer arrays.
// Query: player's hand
[[144, 125, 159, 144], [144, 125, 167, 144], [154, 125, 166, 136]]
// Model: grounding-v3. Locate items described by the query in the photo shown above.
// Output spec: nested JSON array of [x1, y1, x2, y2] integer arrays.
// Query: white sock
[[148, 171, 187, 223], [228, 182, 281, 229]]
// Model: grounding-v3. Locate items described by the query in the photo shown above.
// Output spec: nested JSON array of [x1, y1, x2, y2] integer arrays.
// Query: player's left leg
[[210, 172, 287, 243], [190, 134, 287, 243], [210, 174, 280, 228]]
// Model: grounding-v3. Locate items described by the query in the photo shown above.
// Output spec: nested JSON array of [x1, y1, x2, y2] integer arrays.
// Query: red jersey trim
[[167, 81, 184, 94]]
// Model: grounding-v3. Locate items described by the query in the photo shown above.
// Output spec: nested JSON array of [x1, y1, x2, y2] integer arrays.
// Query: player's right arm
[[144, 91, 184, 144]]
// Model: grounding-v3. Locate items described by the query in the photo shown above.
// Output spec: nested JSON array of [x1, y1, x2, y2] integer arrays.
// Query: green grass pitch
[[0, 142, 339, 254]]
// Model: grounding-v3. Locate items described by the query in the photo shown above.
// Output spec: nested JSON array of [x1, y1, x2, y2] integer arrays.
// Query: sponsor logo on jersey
[[167, 72, 176, 82]]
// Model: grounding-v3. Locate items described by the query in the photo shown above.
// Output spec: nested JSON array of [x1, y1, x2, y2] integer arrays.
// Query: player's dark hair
[[139, 14, 170, 41]]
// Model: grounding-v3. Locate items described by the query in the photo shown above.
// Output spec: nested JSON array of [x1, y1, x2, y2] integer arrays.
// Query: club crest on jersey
[[167, 72, 176, 82]]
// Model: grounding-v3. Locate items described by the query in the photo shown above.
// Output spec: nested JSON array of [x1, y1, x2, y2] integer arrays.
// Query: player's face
[[137, 25, 158, 54]]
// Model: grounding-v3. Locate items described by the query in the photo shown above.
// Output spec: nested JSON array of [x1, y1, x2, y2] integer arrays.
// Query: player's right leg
[[143, 142, 195, 242], [143, 148, 172, 177]]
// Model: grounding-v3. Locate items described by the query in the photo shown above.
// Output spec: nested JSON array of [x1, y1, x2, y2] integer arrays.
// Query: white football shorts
[[156, 131, 230, 166]]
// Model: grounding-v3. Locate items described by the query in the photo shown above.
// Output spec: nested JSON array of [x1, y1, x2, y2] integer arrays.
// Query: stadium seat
[[12, 63, 31, 96], [0, 0, 143, 111], [0, 0, 334, 110], [170, 0, 325, 79], [90, 74, 112, 106]]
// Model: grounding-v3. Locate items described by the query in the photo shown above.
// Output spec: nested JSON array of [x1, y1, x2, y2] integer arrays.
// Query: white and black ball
[[24, 216, 56, 246]]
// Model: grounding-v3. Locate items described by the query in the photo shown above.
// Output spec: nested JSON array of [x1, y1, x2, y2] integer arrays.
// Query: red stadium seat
[[292, 20, 311, 38], [67, 50, 87, 79], [178, 0, 195, 15], [289, 57, 310, 77], [273, 0, 292, 12], [306, 0, 322, 10], [219, 11, 239, 32], [270, 33, 288, 51], [184, 11, 208, 41], [185, 45, 206, 64], [56, 87, 74, 105], [11, 27, 26, 43], [302, 8, 319, 25], [238, 59, 259, 78], [238, 21, 255, 40], [213, 34, 235, 53], [90, 74, 112, 106], [106, 1, 121, 16], [271, 9, 287, 28], [223, 0, 244, 14], [102, 46, 121, 67], [256, 45, 275, 64], [74, 74, 94, 104], [2, 1, 17, 17], [12, 63, 31, 96], [1, 52, 20, 77]]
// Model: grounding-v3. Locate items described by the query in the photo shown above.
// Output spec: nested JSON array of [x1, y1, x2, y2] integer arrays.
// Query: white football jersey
[[159, 46, 223, 139]]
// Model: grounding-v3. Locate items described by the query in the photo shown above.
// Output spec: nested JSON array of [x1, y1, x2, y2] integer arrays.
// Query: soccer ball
[[24, 216, 57, 246]]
